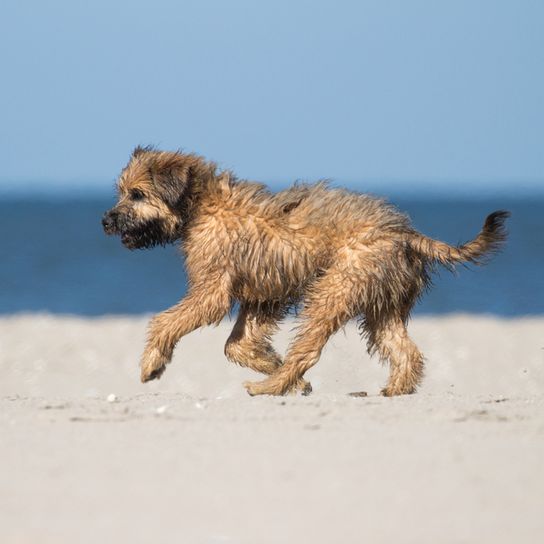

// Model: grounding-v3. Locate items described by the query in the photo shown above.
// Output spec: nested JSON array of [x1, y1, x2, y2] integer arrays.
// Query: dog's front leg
[[140, 284, 231, 383]]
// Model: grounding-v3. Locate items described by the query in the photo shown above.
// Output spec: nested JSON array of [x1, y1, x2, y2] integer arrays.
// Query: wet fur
[[103, 147, 510, 396]]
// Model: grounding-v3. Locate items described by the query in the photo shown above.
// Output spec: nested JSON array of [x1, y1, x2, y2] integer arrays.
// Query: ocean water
[[1, 194, 542, 316]]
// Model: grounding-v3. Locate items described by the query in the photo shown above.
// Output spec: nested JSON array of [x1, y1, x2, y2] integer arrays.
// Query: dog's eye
[[130, 189, 145, 201]]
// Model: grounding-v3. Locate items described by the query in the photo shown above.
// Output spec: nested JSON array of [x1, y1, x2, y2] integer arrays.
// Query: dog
[[102, 146, 509, 396]]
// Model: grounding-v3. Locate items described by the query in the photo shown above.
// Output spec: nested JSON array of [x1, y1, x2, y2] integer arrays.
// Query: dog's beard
[[119, 217, 180, 250]]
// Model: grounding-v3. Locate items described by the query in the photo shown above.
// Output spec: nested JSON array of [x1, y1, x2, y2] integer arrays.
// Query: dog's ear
[[151, 161, 192, 210]]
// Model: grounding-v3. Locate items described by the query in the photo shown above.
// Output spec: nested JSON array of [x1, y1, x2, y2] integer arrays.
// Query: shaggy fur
[[102, 146, 510, 396]]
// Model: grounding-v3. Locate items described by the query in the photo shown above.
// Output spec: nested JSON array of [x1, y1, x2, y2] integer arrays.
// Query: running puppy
[[102, 147, 509, 396]]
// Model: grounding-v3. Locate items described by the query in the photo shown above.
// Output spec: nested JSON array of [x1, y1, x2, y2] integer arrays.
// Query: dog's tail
[[405, 210, 510, 268]]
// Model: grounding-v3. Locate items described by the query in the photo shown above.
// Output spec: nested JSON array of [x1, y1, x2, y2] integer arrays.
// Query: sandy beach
[[1, 314, 543, 543]]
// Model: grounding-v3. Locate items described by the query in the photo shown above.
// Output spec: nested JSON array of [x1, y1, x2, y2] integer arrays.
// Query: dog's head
[[102, 146, 212, 249]]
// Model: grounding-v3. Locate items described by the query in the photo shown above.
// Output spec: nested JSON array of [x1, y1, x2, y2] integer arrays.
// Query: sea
[[1, 191, 542, 316]]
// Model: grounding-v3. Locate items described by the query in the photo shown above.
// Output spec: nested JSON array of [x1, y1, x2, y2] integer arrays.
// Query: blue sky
[[1, 0, 543, 193]]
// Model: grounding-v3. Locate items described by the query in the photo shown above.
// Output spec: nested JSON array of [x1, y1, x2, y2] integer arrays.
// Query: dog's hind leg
[[244, 270, 353, 396], [363, 316, 424, 396], [226, 303, 313, 393], [224, 302, 284, 375]]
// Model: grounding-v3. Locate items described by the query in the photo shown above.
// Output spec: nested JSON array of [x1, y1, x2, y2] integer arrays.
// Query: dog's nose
[[102, 210, 118, 233]]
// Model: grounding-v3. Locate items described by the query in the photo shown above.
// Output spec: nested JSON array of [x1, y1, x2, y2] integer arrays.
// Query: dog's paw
[[243, 380, 271, 396], [380, 385, 416, 397], [244, 377, 311, 397], [296, 379, 313, 396], [243, 378, 285, 397], [140, 348, 169, 383], [141, 366, 166, 383]]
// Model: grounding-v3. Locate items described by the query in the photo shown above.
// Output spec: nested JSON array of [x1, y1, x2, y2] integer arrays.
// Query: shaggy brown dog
[[102, 146, 509, 396]]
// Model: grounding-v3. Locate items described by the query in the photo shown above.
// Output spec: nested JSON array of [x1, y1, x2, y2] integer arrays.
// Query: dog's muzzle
[[102, 208, 179, 249], [102, 209, 119, 235]]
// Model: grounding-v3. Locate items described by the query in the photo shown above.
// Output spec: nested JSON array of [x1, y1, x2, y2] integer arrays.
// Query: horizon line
[[1, 177, 543, 198]]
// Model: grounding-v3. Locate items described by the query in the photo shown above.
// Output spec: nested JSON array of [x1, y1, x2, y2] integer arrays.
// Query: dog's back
[[186, 179, 418, 304]]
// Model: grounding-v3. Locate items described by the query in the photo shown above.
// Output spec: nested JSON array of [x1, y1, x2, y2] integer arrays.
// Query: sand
[[1, 314, 543, 543]]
